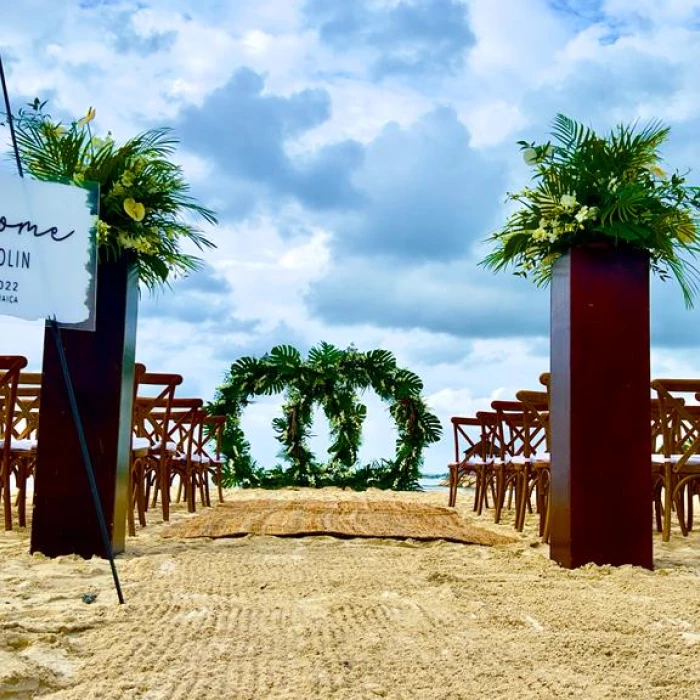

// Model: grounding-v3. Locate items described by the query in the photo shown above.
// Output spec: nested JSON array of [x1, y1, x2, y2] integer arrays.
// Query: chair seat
[[510, 453, 550, 465], [1, 438, 37, 452], [466, 457, 489, 466], [142, 440, 181, 454], [132, 436, 152, 451], [190, 454, 210, 464], [653, 453, 700, 466]]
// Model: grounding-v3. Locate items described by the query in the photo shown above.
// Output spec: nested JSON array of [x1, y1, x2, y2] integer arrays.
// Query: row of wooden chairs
[[0, 356, 227, 534], [449, 374, 700, 543], [448, 374, 551, 538], [0, 357, 41, 531], [129, 363, 226, 536]]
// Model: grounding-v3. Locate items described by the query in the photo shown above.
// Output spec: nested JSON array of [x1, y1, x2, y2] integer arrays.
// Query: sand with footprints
[[2, 487, 700, 699]]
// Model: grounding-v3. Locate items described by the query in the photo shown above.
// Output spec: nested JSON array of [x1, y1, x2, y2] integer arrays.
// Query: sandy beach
[[2, 487, 700, 699]]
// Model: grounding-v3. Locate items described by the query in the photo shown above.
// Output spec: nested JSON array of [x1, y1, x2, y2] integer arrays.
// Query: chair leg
[[517, 469, 533, 532], [16, 463, 27, 528], [662, 467, 673, 542], [127, 461, 136, 538], [217, 467, 224, 503], [494, 468, 506, 524], [653, 480, 663, 533], [187, 471, 197, 513], [542, 498, 551, 543], [448, 472, 457, 508], [677, 487, 688, 537], [199, 469, 209, 508], [136, 462, 147, 528], [537, 471, 549, 537], [3, 464, 12, 531], [160, 463, 170, 521], [471, 470, 481, 512]]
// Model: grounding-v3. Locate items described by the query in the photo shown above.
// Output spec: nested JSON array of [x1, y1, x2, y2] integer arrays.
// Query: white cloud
[[5, 0, 700, 479]]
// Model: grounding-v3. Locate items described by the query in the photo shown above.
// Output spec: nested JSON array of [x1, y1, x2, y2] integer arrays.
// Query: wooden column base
[[31, 257, 138, 558], [550, 246, 653, 570]]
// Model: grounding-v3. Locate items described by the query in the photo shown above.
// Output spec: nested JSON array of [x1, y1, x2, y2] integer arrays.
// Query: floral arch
[[210, 343, 442, 490]]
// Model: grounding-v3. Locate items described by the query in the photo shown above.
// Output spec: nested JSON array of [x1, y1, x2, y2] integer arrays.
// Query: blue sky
[[3, 0, 700, 474]]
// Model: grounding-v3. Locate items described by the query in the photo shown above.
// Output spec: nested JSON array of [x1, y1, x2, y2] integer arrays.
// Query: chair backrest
[[475, 410, 502, 461], [199, 414, 226, 463], [491, 400, 530, 461], [450, 416, 483, 463], [11, 372, 42, 441], [0, 356, 28, 463], [151, 398, 204, 460], [650, 397, 668, 457], [515, 390, 550, 456], [132, 364, 183, 457], [651, 379, 700, 471]]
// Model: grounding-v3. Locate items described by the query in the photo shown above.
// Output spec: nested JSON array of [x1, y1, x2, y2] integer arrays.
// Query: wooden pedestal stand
[[31, 257, 138, 558], [549, 245, 653, 569]]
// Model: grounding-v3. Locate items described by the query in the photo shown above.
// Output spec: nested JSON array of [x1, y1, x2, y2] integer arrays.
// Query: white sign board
[[0, 172, 97, 328]]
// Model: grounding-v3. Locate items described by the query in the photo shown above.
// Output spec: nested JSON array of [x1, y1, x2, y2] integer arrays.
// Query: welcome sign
[[0, 172, 97, 329]]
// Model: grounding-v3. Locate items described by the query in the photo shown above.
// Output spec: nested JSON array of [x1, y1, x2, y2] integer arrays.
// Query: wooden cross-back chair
[[0, 356, 28, 531], [650, 379, 700, 541], [473, 410, 501, 517], [515, 390, 550, 537], [448, 417, 485, 508], [197, 414, 226, 507], [148, 397, 204, 518], [128, 364, 182, 535], [9, 372, 41, 528], [490, 400, 532, 527]]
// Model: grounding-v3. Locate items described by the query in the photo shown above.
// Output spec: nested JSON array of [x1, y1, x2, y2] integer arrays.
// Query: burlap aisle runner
[[163, 499, 515, 546]]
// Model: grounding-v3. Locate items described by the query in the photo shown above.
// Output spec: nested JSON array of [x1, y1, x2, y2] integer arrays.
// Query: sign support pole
[[1, 54, 125, 604]]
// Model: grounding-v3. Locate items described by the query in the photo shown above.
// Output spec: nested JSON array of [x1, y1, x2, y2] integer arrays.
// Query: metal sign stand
[[1, 54, 125, 604]]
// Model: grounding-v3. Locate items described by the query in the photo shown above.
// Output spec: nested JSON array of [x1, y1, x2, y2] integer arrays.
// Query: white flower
[[575, 205, 598, 223], [560, 194, 578, 211], [532, 227, 548, 241]]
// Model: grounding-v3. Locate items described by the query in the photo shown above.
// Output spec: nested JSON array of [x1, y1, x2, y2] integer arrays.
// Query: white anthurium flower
[[523, 148, 538, 165], [560, 194, 578, 210]]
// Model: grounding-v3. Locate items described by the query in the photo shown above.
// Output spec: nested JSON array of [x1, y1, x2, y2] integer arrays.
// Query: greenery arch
[[210, 343, 443, 490]]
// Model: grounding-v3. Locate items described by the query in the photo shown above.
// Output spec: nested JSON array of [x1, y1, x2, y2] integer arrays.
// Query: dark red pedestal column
[[31, 257, 138, 558], [550, 245, 653, 569]]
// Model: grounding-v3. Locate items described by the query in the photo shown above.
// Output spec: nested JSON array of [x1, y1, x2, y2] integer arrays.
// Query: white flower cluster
[[531, 194, 598, 243]]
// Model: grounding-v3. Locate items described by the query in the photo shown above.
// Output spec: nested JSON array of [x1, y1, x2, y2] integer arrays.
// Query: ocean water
[[418, 477, 448, 492]]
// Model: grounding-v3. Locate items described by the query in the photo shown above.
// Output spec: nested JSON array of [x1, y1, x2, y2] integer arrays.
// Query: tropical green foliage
[[481, 113, 700, 306], [9, 99, 217, 289], [209, 343, 443, 491]]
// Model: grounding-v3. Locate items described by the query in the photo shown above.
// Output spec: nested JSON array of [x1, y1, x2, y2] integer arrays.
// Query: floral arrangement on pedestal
[[12, 99, 217, 289], [481, 114, 700, 306]]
